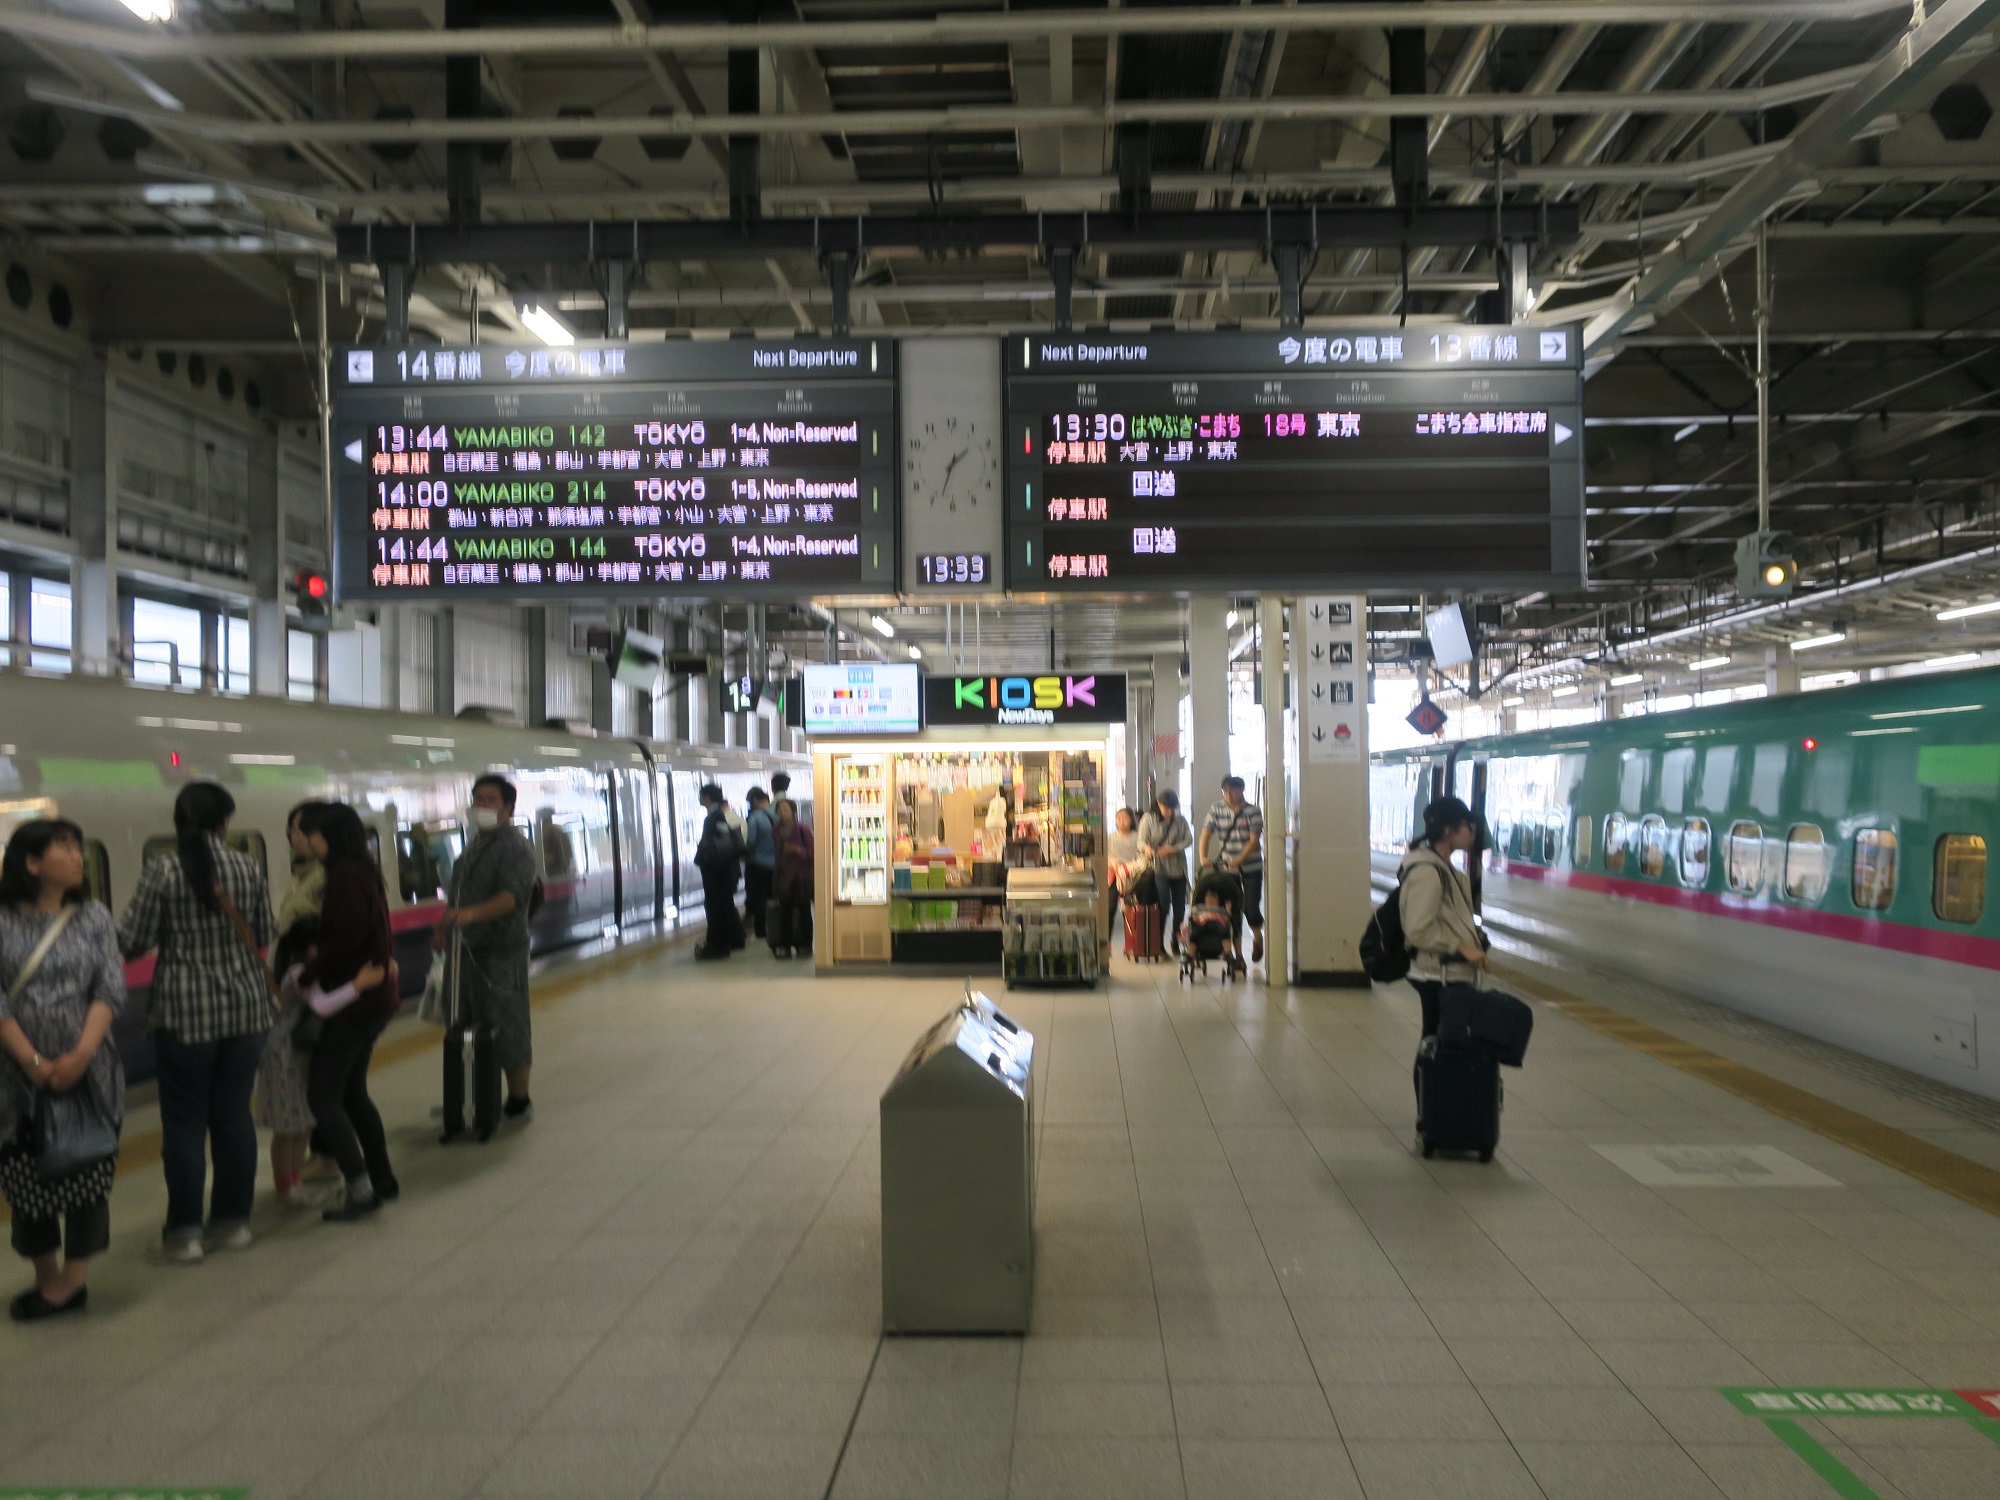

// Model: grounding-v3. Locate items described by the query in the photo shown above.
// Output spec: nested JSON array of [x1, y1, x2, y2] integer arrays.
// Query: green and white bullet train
[[0, 670, 805, 1085], [1372, 666, 2000, 1102]]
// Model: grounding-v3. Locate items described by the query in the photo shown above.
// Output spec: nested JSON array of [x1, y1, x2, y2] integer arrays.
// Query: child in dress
[[259, 918, 384, 1206]]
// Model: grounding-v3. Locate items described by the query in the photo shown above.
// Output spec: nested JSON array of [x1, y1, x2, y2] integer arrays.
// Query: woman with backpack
[[1397, 796, 1487, 1039]]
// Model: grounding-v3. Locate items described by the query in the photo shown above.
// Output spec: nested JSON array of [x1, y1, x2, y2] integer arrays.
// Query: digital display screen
[[330, 339, 896, 601], [802, 663, 922, 735], [917, 552, 991, 586], [1005, 328, 1584, 593]]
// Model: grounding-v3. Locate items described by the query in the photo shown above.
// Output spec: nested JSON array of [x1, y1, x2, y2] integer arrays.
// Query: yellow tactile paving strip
[[1499, 963, 2000, 1221]]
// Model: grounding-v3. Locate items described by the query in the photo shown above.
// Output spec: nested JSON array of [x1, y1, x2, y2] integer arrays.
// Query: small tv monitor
[[609, 628, 666, 690], [802, 663, 921, 735], [1425, 603, 1475, 668]]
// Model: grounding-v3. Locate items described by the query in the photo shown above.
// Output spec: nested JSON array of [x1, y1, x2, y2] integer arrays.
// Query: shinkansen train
[[0, 671, 805, 1083], [1372, 666, 2000, 1103]]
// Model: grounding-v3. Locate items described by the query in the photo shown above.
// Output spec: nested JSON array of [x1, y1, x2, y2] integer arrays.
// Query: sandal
[[10, 1285, 87, 1322]]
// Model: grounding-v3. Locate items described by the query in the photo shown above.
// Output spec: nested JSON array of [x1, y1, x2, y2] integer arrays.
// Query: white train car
[[0, 671, 806, 1082]]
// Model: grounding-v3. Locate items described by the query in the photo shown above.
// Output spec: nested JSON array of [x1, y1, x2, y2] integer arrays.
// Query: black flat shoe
[[10, 1286, 86, 1321], [323, 1195, 382, 1222], [375, 1178, 401, 1203]]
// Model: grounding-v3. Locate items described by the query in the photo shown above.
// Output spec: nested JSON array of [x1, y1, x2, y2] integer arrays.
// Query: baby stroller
[[1181, 866, 1248, 981]]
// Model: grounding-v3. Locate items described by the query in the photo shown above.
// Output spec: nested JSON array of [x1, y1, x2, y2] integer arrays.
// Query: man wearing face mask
[[434, 775, 537, 1125]]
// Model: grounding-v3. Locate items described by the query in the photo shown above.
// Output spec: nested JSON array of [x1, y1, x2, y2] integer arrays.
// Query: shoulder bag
[[7, 907, 120, 1179], [215, 883, 278, 1000]]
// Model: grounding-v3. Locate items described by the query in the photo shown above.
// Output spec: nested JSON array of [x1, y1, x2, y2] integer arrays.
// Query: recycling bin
[[880, 990, 1035, 1333]]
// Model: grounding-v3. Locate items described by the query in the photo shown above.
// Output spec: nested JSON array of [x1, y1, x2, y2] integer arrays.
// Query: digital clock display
[[1006, 328, 1584, 593], [332, 340, 896, 601], [918, 553, 990, 585]]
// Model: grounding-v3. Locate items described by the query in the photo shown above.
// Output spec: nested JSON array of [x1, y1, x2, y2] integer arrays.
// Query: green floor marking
[[1763, 1419, 1887, 1500], [1974, 1415, 2000, 1451]]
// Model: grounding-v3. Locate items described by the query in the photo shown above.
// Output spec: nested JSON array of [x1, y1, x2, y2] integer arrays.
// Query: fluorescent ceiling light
[[121, 0, 174, 20], [1502, 696, 1524, 707], [1790, 632, 1847, 652], [1225, 610, 1239, 629], [907, 645, 922, 660], [1925, 652, 1982, 669], [1689, 656, 1730, 672], [1609, 672, 1644, 687], [1936, 599, 2000, 622], [870, 615, 895, 638], [1850, 727, 1916, 737], [1672, 422, 1700, 443], [518, 305, 574, 347], [1551, 685, 1579, 698]]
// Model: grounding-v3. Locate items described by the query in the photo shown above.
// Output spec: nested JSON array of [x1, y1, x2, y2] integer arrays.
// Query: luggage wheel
[[1420, 1140, 1436, 1159]]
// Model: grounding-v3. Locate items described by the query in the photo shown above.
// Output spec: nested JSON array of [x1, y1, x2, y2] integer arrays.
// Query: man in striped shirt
[[1198, 776, 1266, 965]]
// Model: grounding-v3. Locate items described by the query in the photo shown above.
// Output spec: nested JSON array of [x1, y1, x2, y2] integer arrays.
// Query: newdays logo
[[953, 675, 1099, 725]]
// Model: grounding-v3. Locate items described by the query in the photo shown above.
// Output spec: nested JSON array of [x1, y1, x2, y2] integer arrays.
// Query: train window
[[1573, 815, 1592, 868], [1638, 816, 1669, 878], [1680, 819, 1711, 888], [1540, 815, 1561, 865], [142, 830, 265, 878], [397, 822, 462, 904], [1934, 834, 1987, 924], [1852, 829, 1897, 912], [1726, 821, 1764, 893], [1783, 825, 1829, 903], [81, 838, 110, 905], [1604, 812, 1629, 873]]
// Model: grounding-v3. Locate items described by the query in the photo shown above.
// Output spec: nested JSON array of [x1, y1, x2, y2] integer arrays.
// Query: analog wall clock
[[906, 414, 997, 513]]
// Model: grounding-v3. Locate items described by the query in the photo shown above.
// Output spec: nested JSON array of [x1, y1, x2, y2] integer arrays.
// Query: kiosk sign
[[924, 672, 1128, 727]]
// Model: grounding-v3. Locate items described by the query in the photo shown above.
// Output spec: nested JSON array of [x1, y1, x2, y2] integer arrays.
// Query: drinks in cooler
[[837, 754, 889, 904]]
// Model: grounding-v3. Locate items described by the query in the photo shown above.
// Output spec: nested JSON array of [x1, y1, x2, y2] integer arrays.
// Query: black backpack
[[1359, 884, 1413, 983]]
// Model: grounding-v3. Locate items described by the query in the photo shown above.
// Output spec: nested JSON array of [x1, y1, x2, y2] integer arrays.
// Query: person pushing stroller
[[1180, 875, 1246, 980]]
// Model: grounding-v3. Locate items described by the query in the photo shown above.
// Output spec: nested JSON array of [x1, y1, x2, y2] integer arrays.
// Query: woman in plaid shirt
[[118, 783, 275, 1264]]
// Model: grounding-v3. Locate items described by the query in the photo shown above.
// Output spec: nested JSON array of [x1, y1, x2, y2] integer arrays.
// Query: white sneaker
[[147, 1237, 204, 1266], [205, 1222, 254, 1252]]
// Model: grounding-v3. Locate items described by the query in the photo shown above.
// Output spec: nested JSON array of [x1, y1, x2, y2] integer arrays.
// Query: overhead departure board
[[1004, 327, 1584, 593], [330, 339, 896, 602]]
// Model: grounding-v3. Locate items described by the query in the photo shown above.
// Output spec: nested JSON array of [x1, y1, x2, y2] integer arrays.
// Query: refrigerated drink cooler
[[880, 989, 1035, 1334]]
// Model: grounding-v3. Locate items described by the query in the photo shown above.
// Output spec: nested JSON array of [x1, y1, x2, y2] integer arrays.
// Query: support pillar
[[68, 357, 113, 676], [433, 608, 455, 718], [1188, 595, 1230, 813], [1148, 651, 1182, 802], [328, 622, 384, 707], [1765, 646, 1799, 696], [1292, 595, 1371, 986], [246, 427, 285, 695], [525, 605, 548, 727], [1259, 595, 1290, 985], [703, 606, 726, 745]]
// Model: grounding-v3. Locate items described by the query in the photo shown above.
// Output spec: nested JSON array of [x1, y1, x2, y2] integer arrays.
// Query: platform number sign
[[1720, 1388, 2000, 1498]]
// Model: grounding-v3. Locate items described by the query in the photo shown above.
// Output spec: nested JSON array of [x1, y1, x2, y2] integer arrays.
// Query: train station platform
[[4, 938, 2000, 1500]]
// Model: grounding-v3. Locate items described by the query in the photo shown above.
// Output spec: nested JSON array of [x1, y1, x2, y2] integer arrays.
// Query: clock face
[[906, 414, 997, 513]]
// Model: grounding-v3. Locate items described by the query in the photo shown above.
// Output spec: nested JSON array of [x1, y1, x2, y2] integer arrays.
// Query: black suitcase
[[767, 898, 787, 955], [1414, 1037, 1501, 1161], [440, 935, 502, 1143]]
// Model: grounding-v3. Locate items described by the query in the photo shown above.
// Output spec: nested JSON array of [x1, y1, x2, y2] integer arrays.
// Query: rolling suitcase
[[1124, 901, 1164, 961], [1414, 1036, 1501, 1162], [440, 932, 502, 1143]]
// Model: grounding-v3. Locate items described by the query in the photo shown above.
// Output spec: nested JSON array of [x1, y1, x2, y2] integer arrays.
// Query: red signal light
[[169, 751, 181, 768], [305, 574, 328, 599], [1802, 737, 1818, 751]]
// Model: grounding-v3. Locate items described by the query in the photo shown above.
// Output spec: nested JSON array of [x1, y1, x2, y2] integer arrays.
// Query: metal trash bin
[[880, 988, 1035, 1333]]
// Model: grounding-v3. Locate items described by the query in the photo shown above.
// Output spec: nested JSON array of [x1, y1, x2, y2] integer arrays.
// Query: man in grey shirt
[[436, 774, 538, 1123]]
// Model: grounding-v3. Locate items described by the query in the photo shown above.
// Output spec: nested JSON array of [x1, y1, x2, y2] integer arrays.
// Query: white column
[[1293, 595, 1372, 985], [1148, 651, 1182, 799], [1765, 646, 1799, 696], [68, 358, 114, 676], [328, 622, 384, 707], [1260, 594, 1289, 985], [1188, 594, 1229, 809]]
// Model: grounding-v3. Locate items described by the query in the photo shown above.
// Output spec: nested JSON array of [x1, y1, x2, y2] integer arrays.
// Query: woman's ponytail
[[174, 781, 236, 912]]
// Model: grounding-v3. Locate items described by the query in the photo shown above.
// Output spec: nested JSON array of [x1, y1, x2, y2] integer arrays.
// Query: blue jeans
[[154, 1029, 267, 1238]]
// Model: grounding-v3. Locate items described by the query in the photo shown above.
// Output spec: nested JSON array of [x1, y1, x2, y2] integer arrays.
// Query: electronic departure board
[[1004, 328, 1584, 593], [329, 339, 896, 602]]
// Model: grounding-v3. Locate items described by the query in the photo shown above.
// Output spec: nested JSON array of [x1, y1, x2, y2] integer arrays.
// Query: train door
[[615, 764, 657, 930], [604, 770, 626, 929], [1464, 757, 1489, 909], [655, 766, 681, 915]]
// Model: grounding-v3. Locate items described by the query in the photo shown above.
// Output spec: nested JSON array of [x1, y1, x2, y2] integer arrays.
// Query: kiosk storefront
[[809, 668, 1126, 972]]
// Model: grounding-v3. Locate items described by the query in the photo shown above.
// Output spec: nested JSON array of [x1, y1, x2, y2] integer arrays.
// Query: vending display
[[837, 755, 889, 905]]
